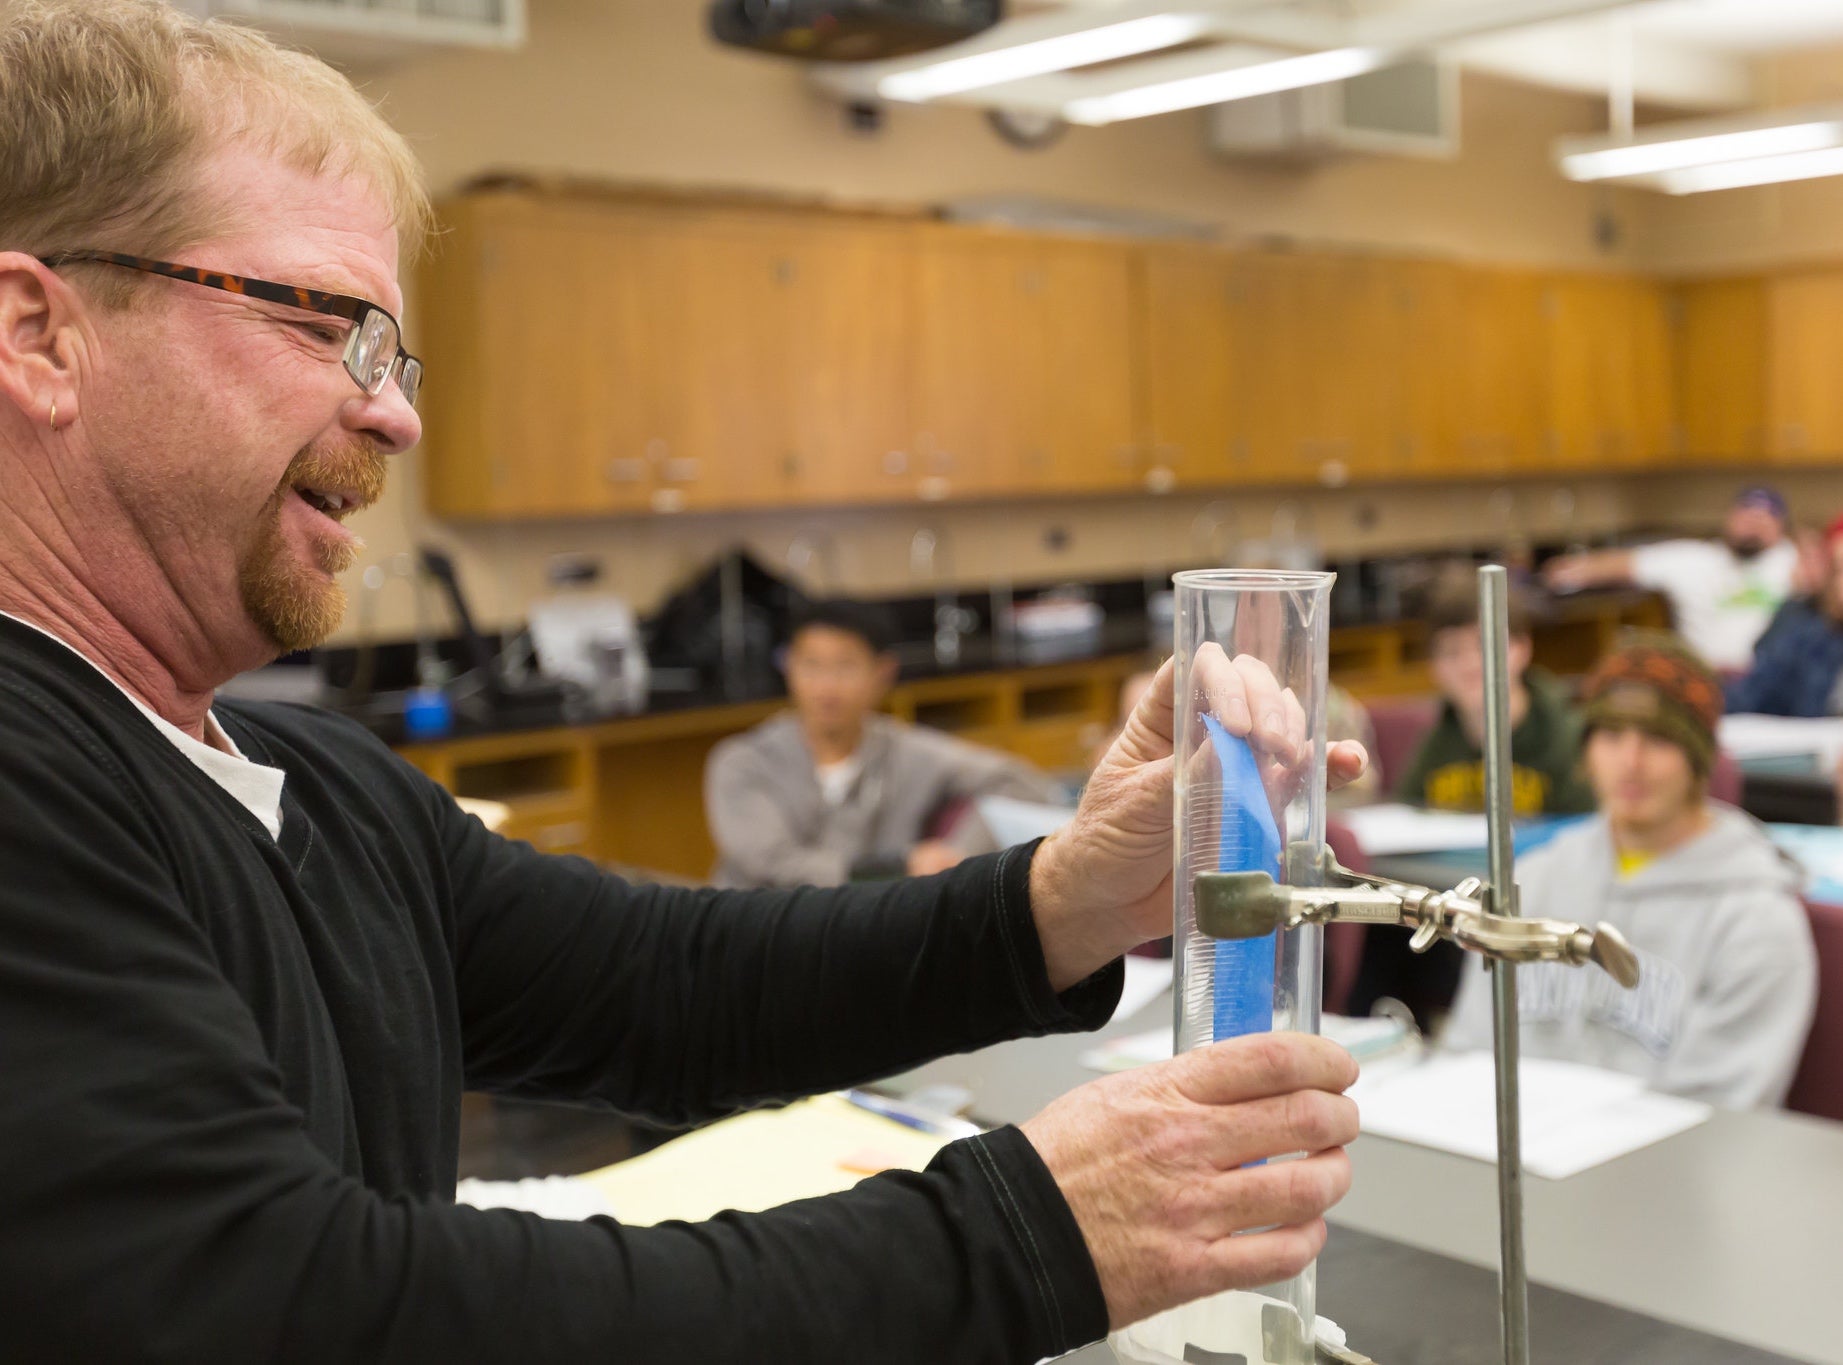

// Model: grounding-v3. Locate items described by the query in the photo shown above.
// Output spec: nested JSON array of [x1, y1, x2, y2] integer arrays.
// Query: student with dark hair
[[705, 599, 1060, 887], [1350, 570, 1593, 1028], [1395, 570, 1595, 818]]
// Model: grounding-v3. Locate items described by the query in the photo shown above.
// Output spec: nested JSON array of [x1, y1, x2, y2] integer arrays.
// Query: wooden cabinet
[[911, 226, 1139, 500], [1673, 277, 1767, 464], [420, 196, 682, 519], [1376, 260, 1462, 479], [1445, 268, 1548, 477], [1137, 243, 1247, 489], [423, 189, 1843, 521], [420, 194, 919, 518], [1224, 254, 1392, 486], [1768, 268, 1843, 463], [1541, 274, 1673, 473]]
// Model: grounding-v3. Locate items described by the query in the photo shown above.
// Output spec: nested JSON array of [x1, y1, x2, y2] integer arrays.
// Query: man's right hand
[[1020, 1032, 1359, 1331]]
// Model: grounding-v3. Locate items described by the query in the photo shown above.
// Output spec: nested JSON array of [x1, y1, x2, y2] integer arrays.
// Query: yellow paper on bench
[[581, 1093, 952, 1226]]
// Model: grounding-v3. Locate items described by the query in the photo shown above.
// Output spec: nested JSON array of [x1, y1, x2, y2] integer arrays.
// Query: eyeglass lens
[[344, 307, 420, 407]]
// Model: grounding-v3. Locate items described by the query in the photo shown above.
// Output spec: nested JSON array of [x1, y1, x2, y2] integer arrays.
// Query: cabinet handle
[[606, 458, 648, 484], [660, 457, 702, 483]]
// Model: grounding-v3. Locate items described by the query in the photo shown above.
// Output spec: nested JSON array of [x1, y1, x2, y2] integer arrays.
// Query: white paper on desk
[[975, 794, 1076, 848], [456, 1175, 617, 1221], [1079, 1013, 1414, 1074], [1351, 1052, 1711, 1179], [1719, 713, 1843, 765], [1336, 802, 1490, 856], [1110, 955, 1173, 1025]]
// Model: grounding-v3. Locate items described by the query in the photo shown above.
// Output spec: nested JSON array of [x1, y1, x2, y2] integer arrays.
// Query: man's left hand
[[1028, 646, 1367, 993]]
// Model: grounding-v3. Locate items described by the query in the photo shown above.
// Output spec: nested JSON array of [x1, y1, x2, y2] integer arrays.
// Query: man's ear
[[874, 652, 900, 695], [0, 253, 82, 426]]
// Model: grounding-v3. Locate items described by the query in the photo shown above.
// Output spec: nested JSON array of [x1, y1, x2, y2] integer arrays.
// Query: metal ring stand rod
[[1479, 565, 1530, 1365]]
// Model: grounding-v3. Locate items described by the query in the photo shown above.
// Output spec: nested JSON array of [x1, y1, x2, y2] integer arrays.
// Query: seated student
[[1349, 571, 1592, 1028], [1395, 569, 1595, 817], [1542, 486, 1799, 672], [706, 599, 1060, 888], [1727, 514, 1843, 717], [1444, 635, 1817, 1108]]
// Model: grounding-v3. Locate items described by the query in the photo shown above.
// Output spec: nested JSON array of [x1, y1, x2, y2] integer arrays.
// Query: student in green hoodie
[[1395, 571, 1596, 817], [1350, 571, 1594, 1026]]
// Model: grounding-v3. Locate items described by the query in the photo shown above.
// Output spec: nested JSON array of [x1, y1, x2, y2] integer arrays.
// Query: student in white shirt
[[1542, 486, 1800, 672]]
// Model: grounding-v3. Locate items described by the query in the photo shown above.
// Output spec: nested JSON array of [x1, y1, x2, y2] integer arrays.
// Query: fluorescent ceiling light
[[1063, 46, 1386, 126], [1659, 144, 1843, 194], [877, 13, 1213, 103], [1560, 119, 1843, 182]]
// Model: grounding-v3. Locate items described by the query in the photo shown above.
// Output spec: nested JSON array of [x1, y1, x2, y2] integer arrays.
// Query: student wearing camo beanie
[[1444, 633, 1817, 1109]]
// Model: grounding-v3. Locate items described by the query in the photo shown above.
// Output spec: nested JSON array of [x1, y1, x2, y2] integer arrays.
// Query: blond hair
[[0, 0, 432, 303]]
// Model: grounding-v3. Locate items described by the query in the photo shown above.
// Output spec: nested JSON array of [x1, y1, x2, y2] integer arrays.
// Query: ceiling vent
[[1209, 57, 1459, 162]]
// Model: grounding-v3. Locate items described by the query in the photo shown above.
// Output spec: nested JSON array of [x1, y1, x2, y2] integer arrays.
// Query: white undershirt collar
[[0, 610, 286, 839]]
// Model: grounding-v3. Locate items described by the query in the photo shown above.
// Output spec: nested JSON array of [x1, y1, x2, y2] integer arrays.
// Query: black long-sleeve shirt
[[0, 615, 1120, 1363]]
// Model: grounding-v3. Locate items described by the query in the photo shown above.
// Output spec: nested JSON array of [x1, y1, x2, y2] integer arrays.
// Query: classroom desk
[[1741, 753, 1839, 827], [890, 996, 1843, 1365]]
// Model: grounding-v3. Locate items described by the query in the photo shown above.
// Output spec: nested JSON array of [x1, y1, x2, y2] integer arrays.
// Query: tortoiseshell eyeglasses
[[38, 250, 423, 408]]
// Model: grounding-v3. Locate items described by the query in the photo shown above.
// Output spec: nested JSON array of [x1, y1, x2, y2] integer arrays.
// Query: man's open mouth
[[295, 486, 360, 520]]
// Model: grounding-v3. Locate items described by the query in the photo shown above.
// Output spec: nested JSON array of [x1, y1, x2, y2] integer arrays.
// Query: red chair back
[[1366, 695, 1440, 796], [1709, 750, 1743, 807], [1323, 819, 1369, 1016], [1788, 898, 1843, 1122]]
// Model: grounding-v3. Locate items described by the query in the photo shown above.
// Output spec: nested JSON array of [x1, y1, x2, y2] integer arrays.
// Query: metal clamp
[[1193, 842, 1640, 990]]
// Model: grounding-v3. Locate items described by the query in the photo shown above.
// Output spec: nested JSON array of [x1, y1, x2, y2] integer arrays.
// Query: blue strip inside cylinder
[[1203, 716, 1282, 1042]]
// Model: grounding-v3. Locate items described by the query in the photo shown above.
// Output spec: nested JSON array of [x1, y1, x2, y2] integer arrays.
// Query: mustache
[[280, 440, 389, 513]]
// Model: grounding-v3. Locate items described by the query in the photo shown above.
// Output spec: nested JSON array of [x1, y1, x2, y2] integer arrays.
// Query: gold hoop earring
[[48, 401, 56, 430]]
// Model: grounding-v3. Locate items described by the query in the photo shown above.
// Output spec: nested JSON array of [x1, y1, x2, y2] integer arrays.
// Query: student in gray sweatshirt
[[1444, 633, 1817, 1108], [705, 599, 1061, 888]]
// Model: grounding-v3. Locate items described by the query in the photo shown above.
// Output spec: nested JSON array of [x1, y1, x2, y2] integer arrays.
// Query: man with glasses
[[0, 4, 1366, 1362]]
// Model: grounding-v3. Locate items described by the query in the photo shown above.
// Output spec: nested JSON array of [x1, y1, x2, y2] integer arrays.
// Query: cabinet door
[[419, 197, 671, 518], [1674, 277, 1767, 464], [1449, 269, 1547, 477], [1541, 275, 1674, 472], [1231, 254, 1393, 487], [1295, 255, 1392, 484], [1768, 269, 1843, 463], [783, 220, 918, 505], [1227, 255, 1314, 484], [1030, 236, 1142, 494], [1376, 260, 1461, 479], [1138, 243, 1244, 489], [913, 228, 1139, 499], [1544, 274, 1635, 471], [1628, 279, 1677, 469], [912, 230, 1033, 499]]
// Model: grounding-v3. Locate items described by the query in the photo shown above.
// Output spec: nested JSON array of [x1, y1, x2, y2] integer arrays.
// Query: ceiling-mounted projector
[[708, 0, 1003, 63]]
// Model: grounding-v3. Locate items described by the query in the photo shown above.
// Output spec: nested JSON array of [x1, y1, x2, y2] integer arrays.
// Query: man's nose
[[343, 382, 421, 456]]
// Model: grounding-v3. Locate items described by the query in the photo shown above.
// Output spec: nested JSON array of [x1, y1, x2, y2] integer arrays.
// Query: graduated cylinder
[[1113, 569, 1334, 1365]]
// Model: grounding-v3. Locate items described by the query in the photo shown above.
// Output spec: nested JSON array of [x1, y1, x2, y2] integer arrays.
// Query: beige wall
[[1638, 45, 1843, 275], [324, 5, 1832, 642]]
